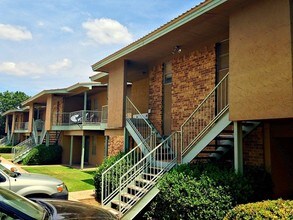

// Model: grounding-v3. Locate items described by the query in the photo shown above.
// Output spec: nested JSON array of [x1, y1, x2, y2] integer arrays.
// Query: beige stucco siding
[[107, 60, 126, 128], [229, 0, 293, 120]]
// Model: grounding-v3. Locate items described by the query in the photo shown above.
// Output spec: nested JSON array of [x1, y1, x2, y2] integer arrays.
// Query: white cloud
[[0, 24, 32, 41], [82, 18, 133, 45], [37, 21, 45, 27], [49, 58, 72, 72], [0, 61, 44, 76], [61, 26, 74, 33]]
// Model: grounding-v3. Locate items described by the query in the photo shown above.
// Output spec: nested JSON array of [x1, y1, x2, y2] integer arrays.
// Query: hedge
[[22, 144, 62, 165], [93, 152, 126, 201], [224, 199, 293, 219], [142, 163, 253, 220], [0, 146, 13, 153]]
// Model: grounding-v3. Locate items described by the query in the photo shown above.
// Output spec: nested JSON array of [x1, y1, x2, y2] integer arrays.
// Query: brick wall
[[108, 135, 124, 156], [149, 64, 163, 134], [51, 96, 64, 125], [172, 45, 216, 131], [243, 125, 265, 167], [148, 45, 216, 134]]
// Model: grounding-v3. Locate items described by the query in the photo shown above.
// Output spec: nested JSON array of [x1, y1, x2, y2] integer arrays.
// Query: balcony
[[14, 122, 29, 133], [52, 108, 108, 131]]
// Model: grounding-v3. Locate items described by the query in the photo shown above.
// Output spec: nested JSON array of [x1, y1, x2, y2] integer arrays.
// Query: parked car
[[0, 163, 68, 199], [0, 159, 18, 172], [0, 187, 117, 219]]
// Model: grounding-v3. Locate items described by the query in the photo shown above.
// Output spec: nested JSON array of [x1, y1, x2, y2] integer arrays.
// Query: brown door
[[163, 62, 172, 136]]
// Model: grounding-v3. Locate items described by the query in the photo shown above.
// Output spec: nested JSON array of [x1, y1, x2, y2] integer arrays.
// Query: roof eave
[[91, 0, 227, 71]]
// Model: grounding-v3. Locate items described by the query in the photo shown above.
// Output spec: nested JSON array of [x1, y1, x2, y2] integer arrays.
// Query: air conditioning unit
[[133, 113, 148, 119]]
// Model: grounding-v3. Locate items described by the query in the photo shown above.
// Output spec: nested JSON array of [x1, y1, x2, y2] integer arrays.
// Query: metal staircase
[[102, 73, 260, 219], [42, 131, 61, 146], [12, 137, 37, 163], [12, 119, 47, 163], [0, 137, 7, 145]]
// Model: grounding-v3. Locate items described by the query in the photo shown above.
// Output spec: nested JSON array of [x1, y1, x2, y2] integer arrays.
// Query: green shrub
[[142, 163, 253, 220], [224, 199, 293, 220], [0, 146, 13, 153], [94, 152, 126, 201], [22, 145, 62, 165], [244, 166, 273, 201]]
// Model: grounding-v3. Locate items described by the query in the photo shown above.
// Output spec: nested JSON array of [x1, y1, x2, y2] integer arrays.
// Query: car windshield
[[0, 187, 46, 219]]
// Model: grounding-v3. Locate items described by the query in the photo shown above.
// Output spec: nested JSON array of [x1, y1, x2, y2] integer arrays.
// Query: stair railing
[[13, 137, 36, 162], [0, 136, 7, 145], [102, 143, 144, 206], [7, 126, 12, 145], [180, 73, 229, 160], [126, 97, 156, 150], [118, 131, 180, 215]]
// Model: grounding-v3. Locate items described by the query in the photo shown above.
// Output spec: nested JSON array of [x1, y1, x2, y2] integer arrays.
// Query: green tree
[[0, 91, 30, 135]]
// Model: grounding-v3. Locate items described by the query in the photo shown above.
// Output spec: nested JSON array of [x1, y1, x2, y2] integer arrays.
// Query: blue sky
[[0, 0, 202, 96]]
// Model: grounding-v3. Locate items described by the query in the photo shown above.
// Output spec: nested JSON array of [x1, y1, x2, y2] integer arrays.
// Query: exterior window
[[91, 136, 96, 155], [163, 62, 172, 84]]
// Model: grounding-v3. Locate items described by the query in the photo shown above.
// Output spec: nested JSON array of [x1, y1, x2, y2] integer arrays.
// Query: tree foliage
[[0, 91, 30, 135]]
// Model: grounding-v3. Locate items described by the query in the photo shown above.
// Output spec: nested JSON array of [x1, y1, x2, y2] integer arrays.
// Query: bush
[[22, 145, 62, 165], [0, 146, 13, 153], [224, 199, 293, 219], [142, 163, 253, 220], [94, 152, 126, 201], [244, 166, 273, 201]]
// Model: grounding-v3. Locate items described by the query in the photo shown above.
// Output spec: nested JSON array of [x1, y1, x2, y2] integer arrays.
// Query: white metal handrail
[[14, 122, 29, 131], [117, 131, 180, 215], [180, 73, 229, 158], [126, 97, 156, 150], [102, 105, 108, 123], [0, 137, 7, 145], [102, 143, 143, 206], [52, 110, 105, 126], [13, 137, 36, 161]]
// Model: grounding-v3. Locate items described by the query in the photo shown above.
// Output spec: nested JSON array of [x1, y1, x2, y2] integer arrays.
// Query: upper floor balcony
[[51, 106, 108, 131], [14, 122, 29, 133]]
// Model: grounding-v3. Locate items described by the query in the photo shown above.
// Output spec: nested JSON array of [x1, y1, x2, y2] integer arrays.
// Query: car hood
[[43, 199, 117, 219], [17, 173, 62, 184]]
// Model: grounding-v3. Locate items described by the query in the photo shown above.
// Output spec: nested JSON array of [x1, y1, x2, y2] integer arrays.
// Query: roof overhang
[[22, 89, 68, 106], [2, 106, 29, 116], [89, 72, 109, 83], [91, 0, 229, 72]]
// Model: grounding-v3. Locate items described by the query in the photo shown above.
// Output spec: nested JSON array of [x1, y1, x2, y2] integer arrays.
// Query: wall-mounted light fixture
[[172, 45, 182, 54]]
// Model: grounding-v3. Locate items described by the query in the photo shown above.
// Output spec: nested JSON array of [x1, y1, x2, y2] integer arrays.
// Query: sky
[[0, 0, 202, 96]]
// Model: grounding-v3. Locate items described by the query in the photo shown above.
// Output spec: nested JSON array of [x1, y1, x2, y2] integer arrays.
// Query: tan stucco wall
[[45, 95, 53, 130], [107, 60, 126, 128], [229, 0, 293, 120], [89, 134, 105, 166], [130, 77, 149, 114], [89, 91, 107, 111]]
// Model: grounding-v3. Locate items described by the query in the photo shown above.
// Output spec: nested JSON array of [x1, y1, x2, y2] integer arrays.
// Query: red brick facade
[[172, 45, 216, 131], [148, 65, 163, 134], [243, 125, 265, 167], [108, 135, 124, 156], [148, 44, 216, 133], [147, 43, 265, 167]]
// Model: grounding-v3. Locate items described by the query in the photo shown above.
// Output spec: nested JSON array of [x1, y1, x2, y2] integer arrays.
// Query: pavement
[[0, 156, 98, 204]]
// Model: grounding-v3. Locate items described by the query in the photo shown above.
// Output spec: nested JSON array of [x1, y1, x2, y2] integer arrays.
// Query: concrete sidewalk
[[69, 189, 96, 201], [0, 156, 28, 173]]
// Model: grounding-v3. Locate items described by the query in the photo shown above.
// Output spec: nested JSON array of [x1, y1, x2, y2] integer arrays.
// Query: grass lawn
[[22, 165, 96, 192], [1, 153, 13, 160]]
